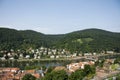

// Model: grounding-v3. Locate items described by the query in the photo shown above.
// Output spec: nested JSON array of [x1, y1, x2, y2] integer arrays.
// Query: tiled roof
[[25, 70, 35, 73], [33, 73, 40, 78]]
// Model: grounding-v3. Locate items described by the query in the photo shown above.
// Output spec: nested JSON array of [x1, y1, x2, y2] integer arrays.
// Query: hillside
[[0, 28, 120, 52], [0, 28, 23, 50], [57, 29, 120, 52]]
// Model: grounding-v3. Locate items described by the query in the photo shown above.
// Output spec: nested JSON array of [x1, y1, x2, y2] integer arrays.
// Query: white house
[[106, 51, 114, 54], [25, 55, 30, 59], [56, 55, 59, 58], [50, 55, 55, 59]]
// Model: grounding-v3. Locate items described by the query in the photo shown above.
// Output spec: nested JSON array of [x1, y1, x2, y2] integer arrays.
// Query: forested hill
[[57, 29, 120, 52], [0, 28, 120, 52]]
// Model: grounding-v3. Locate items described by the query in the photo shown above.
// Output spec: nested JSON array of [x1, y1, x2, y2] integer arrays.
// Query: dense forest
[[0, 28, 120, 53]]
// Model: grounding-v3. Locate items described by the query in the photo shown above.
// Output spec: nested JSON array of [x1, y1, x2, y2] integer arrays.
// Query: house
[[33, 73, 41, 78], [25, 70, 35, 74], [34, 54, 37, 59], [38, 56, 41, 59], [19, 53, 23, 58], [31, 50, 35, 53], [54, 66, 67, 71], [67, 61, 95, 72], [7, 53, 12, 57], [56, 55, 59, 58], [106, 51, 114, 54], [25, 55, 30, 59], [93, 52, 97, 55], [48, 52, 52, 55], [105, 59, 115, 64], [36, 70, 44, 77], [2, 68, 11, 72], [67, 63, 80, 72], [40, 47, 44, 50], [1, 68, 20, 73], [11, 68, 20, 73], [0, 57, 5, 60], [84, 53, 92, 56], [24, 70, 41, 78], [0, 68, 42, 80], [9, 57, 14, 60], [50, 55, 55, 59], [43, 52, 47, 55], [72, 53, 77, 57]]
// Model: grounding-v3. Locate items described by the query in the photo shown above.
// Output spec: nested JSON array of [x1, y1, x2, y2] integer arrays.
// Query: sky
[[0, 0, 120, 34]]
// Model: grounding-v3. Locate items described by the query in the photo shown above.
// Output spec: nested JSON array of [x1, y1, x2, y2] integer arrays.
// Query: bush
[[22, 74, 36, 80]]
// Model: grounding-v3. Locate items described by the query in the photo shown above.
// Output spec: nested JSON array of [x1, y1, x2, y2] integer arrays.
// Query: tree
[[14, 55, 19, 59], [116, 75, 120, 80], [22, 74, 36, 80], [52, 70, 68, 80], [114, 58, 120, 64], [69, 69, 85, 80], [42, 73, 53, 80], [46, 66, 55, 73], [95, 59, 105, 67], [42, 70, 68, 80], [5, 55, 9, 59], [83, 65, 96, 79]]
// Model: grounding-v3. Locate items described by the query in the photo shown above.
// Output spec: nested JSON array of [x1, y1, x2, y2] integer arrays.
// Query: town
[[0, 47, 120, 80], [0, 47, 117, 60]]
